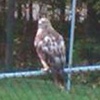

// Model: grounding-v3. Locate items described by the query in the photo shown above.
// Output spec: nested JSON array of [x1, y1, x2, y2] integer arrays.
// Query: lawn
[[0, 77, 99, 100]]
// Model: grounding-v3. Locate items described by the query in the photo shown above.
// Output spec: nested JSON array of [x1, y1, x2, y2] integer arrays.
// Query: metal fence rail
[[0, 65, 100, 79], [64, 65, 100, 73]]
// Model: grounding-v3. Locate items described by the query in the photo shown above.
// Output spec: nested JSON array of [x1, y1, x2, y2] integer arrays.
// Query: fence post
[[67, 0, 77, 91]]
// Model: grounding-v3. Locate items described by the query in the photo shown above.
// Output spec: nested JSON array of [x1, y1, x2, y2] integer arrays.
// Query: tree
[[74, 0, 100, 64], [5, 0, 16, 70]]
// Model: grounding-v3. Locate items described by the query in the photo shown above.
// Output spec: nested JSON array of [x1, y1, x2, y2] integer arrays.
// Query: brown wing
[[34, 29, 66, 70]]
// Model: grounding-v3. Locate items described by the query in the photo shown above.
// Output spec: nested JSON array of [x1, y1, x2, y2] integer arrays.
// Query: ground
[[0, 78, 99, 100]]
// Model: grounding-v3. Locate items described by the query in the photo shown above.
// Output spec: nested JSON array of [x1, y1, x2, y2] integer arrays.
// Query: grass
[[0, 77, 100, 100]]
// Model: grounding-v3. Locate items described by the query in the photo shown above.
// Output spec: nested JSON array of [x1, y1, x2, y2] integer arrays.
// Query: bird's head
[[38, 17, 53, 30]]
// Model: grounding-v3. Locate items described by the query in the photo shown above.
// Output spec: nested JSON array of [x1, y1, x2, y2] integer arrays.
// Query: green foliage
[[82, 0, 100, 15], [93, 1, 100, 14], [73, 37, 100, 65]]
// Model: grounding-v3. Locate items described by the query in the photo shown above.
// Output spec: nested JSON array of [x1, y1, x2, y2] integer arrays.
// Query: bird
[[34, 17, 66, 89]]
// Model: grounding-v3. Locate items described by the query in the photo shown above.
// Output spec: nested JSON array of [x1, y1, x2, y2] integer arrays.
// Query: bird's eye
[[39, 21, 45, 25]]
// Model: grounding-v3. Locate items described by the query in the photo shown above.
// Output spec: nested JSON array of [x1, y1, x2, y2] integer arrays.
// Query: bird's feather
[[34, 29, 66, 69]]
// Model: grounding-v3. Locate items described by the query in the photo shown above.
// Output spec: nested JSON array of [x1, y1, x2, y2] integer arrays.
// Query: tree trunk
[[5, 0, 16, 71], [29, 0, 33, 21], [59, 0, 66, 22]]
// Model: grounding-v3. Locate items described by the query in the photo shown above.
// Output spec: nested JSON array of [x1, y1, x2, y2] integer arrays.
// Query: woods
[[0, 0, 100, 73]]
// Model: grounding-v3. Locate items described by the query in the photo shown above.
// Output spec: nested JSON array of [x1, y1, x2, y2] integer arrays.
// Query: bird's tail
[[51, 67, 65, 89]]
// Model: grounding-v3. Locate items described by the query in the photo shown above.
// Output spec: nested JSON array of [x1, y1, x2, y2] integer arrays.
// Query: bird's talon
[[41, 68, 49, 72]]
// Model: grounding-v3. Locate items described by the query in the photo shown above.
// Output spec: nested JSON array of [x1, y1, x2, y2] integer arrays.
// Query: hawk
[[34, 17, 66, 89]]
